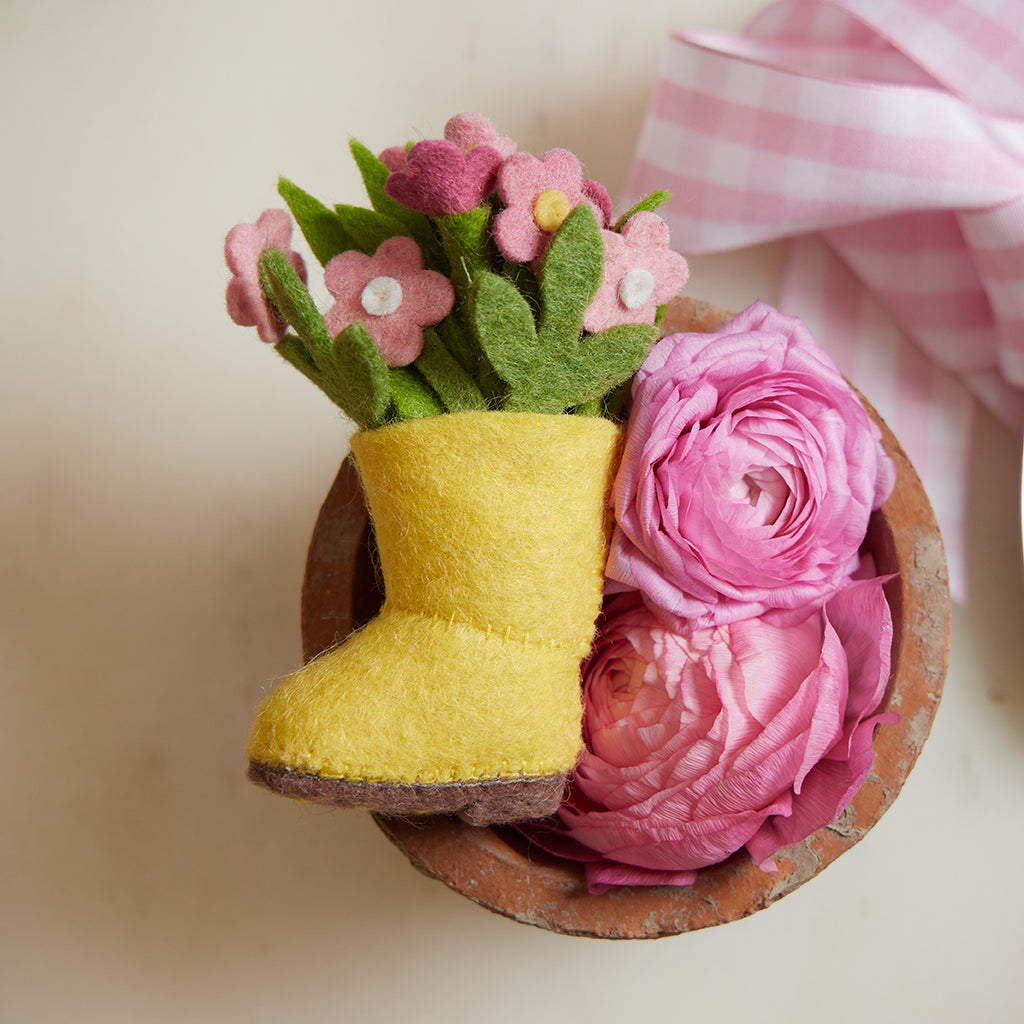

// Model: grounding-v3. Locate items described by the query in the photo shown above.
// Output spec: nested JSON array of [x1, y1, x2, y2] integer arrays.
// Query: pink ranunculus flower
[[323, 235, 455, 366], [583, 212, 690, 333], [493, 148, 613, 264], [522, 575, 895, 895], [606, 302, 897, 632], [383, 138, 503, 218], [224, 208, 307, 344]]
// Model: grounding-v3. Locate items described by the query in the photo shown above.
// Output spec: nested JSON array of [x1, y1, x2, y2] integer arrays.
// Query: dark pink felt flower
[[224, 209, 307, 344], [323, 235, 454, 366], [583, 213, 690, 332], [383, 138, 503, 218], [493, 148, 613, 264], [379, 112, 514, 176], [606, 302, 896, 632], [521, 575, 895, 894]]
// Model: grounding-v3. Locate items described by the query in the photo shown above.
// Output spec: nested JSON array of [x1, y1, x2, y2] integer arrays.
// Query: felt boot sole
[[248, 763, 567, 825]]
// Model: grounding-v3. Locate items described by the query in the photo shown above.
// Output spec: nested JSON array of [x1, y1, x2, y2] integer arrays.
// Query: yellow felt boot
[[246, 410, 621, 825]]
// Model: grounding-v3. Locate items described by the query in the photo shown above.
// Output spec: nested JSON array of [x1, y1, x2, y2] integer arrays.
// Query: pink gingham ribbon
[[627, 0, 1024, 598]]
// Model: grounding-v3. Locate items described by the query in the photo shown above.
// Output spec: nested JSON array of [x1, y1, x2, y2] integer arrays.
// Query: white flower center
[[360, 276, 403, 316], [618, 268, 656, 310]]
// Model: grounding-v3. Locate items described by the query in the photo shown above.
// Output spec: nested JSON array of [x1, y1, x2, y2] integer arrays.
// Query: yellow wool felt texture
[[246, 410, 622, 787]]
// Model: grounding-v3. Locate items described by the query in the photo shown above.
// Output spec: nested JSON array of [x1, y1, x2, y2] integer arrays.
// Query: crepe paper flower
[[443, 111, 517, 158], [583, 212, 690, 333], [224, 209, 307, 344], [383, 139, 503, 218], [605, 302, 897, 632], [520, 574, 895, 894], [323, 235, 455, 366], [493, 149, 613, 264]]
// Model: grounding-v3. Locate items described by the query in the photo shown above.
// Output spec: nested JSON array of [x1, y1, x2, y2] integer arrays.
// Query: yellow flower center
[[533, 189, 572, 233]]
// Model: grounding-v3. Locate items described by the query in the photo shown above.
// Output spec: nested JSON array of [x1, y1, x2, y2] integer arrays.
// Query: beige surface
[[2, 1, 1023, 1021]]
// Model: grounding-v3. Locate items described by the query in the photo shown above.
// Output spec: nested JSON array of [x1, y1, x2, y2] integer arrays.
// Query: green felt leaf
[[388, 366, 444, 420], [258, 248, 332, 360], [613, 190, 672, 232], [470, 271, 538, 390], [560, 322, 659, 407], [329, 323, 393, 429], [348, 138, 444, 268], [414, 328, 487, 413], [436, 207, 492, 295], [348, 137, 403, 217], [278, 177, 356, 266], [502, 322, 658, 415], [537, 204, 604, 353], [333, 204, 414, 255]]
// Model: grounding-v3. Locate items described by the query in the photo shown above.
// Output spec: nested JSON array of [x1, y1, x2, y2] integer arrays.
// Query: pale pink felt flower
[[520, 574, 895, 894], [323, 235, 455, 366], [493, 148, 613, 264], [224, 208, 307, 344], [383, 138, 503, 218], [606, 302, 897, 632], [443, 111, 517, 158], [583, 212, 690, 332]]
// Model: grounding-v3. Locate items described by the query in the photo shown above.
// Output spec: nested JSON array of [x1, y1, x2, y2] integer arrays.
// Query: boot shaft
[[351, 411, 622, 647]]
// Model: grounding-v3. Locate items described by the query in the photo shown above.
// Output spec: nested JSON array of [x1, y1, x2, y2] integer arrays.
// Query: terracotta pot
[[299, 297, 951, 939]]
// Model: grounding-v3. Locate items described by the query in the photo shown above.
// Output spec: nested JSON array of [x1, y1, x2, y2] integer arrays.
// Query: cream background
[[2, 1, 1023, 1021]]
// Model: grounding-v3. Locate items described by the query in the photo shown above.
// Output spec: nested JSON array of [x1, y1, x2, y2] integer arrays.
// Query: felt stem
[[602, 379, 632, 421], [389, 366, 445, 420], [278, 177, 356, 266], [414, 328, 488, 413], [275, 334, 329, 393], [612, 189, 672, 232], [438, 316, 482, 379]]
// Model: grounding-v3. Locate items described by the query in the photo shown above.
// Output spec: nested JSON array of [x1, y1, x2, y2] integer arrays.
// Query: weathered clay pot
[[299, 297, 951, 939]]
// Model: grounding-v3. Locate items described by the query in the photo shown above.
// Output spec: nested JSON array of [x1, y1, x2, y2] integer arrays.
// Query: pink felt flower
[[323, 235, 454, 366], [443, 111, 517, 158], [378, 145, 408, 173], [521, 575, 895, 894], [378, 113, 514, 177], [583, 213, 690, 332], [224, 209, 307, 344], [383, 138, 503, 218], [493, 149, 613, 264], [606, 302, 897, 632]]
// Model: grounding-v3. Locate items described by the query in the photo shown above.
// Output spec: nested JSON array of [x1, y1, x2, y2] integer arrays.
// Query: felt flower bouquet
[[224, 114, 897, 888]]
